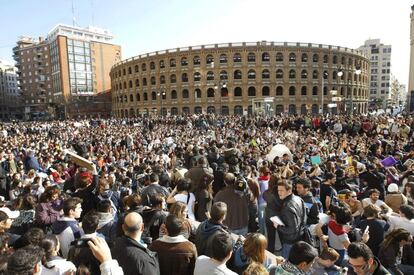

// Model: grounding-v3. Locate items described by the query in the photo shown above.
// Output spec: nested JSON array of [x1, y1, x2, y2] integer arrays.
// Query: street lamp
[[157, 90, 166, 116], [338, 64, 361, 117], [214, 81, 227, 115], [321, 71, 328, 114]]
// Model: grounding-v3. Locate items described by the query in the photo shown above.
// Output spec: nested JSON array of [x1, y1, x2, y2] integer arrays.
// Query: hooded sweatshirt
[[52, 217, 83, 258], [195, 219, 228, 257]]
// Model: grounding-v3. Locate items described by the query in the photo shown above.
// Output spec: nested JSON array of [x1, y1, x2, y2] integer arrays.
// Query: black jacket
[[277, 194, 307, 244], [378, 244, 414, 275], [348, 257, 390, 275], [112, 235, 160, 275], [301, 192, 320, 225], [194, 219, 228, 257]]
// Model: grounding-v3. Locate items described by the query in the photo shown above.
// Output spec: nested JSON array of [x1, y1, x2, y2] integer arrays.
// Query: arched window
[[289, 53, 296, 62], [135, 79, 139, 87], [181, 57, 188, 66], [221, 106, 229, 115], [276, 52, 283, 62], [262, 86, 270, 96], [248, 86, 256, 97], [301, 53, 308, 62], [301, 104, 307, 115], [313, 70, 318, 79], [142, 63, 146, 71], [248, 69, 256, 79], [276, 69, 283, 79], [276, 105, 284, 113], [234, 106, 243, 115], [220, 70, 228, 80], [234, 87, 242, 97], [312, 104, 318, 114], [143, 92, 148, 101], [301, 86, 307, 96], [136, 93, 140, 101], [207, 71, 214, 81], [323, 71, 328, 80], [182, 73, 188, 82], [159, 60, 165, 68], [122, 68, 125, 75], [301, 70, 307, 79], [248, 52, 256, 62], [142, 78, 147, 86], [262, 69, 270, 79], [288, 104, 296, 114], [207, 106, 216, 114], [195, 88, 202, 99], [206, 55, 214, 65], [129, 80, 133, 88], [220, 54, 227, 64], [332, 71, 337, 80], [128, 67, 132, 74], [134, 65, 139, 72], [276, 86, 283, 96], [151, 91, 156, 100], [123, 82, 127, 89], [170, 58, 176, 67], [195, 106, 202, 114], [171, 107, 178, 115], [233, 53, 242, 63], [182, 107, 190, 114], [221, 87, 228, 97], [170, 74, 176, 84], [289, 69, 296, 79], [193, 56, 200, 65], [207, 88, 215, 97], [130, 94, 133, 102], [150, 76, 156, 85], [182, 89, 189, 99], [289, 86, 296, 96], [312, 86, 318, 96], [234, 70, 242, 80], [262, 52, 270, 62], [150, 62, 155, 70], [193, 72, 201, 81], [341, 56, 346, 65], [171, 90, 177, 99], [313, 54, 319, 63], [323, 54, 328, 63], [160, 75, 165, 84], [333, 55, 338, 64]]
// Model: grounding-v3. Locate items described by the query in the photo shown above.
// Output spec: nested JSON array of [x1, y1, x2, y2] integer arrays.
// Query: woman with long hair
[[378, 228, 414, 275], [403, 182, 414, 206], [41, 234, 76, 275], [10, 194, 36, 235], [159, 201, 195, 240], [166, 178, 196, 220], [35, 185, 62, 229]]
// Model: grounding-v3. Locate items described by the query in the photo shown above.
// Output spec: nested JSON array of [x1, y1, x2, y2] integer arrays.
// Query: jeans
[[335, 249, 347, 266], [389, 264, 414, 275], [281, 243, 293, 259], [230, 227, 248, 236]]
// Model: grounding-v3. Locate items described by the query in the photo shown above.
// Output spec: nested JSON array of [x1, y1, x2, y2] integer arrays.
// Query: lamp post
[[157, 90, 166, 116], [337, 65, 361, 117], [321, 71, 328, 114], [214, 81, 227, 115]]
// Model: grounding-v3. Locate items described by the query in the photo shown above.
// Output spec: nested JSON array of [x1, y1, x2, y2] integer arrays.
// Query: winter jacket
[[112, 235, 160, 275], [277, 194, 307, 244], [378, 244, 414, 275], [51, 217, 83, 258], [194, 219, 229, 257], [301, 192, 320, 225]]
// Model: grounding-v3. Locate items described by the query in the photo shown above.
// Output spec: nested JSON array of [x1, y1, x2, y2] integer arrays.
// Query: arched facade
[[111, 41, 370, 117]]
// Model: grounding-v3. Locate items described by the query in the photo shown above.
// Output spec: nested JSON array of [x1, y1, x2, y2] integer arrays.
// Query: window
[[207, 71, 214, 81], [333, 55, 337, 64], [301, 86, 307, 96], [288, 104, 296, 115], [276, 69, 283, 79], [276, 86, 283, 96], [171, 90, 177, 99], [128, 67, 132, 74], [135, 79, 140, 87], [159, 60, 165, 68], [206, 55, 214, 65], [195, 88, 202, 98], [248, 69, 256, 79], [130, 94, 134, 102], [234, 87, 242, 97], [341, 56, 346, 65], [289, 86, 296, 96], [182, 73, 188, 82], [182, 89, 189, 98], [143, 92, 148, 101], [136, 93, 140, 101], [143, 78, 147, 86], [248, 52, 256, 62], [193, 56, 200, 65], [151, 92, 156, 100], [181, 57, 188, 66], [301, 70, 307, 79], [233, 53, 242, 63], [160, 75, 165, 84], [150, 62, 155, 70], [276, 52, 283, 62], [313, 54, 319, 63], [221, 87, 228, 97], [170, 58, 176, 67], [289, 53, 296, 62], [262, 86, 270, 96], [262, 52, 270, 62], [248, 86, 256, 96], [220, 70, 228, 80], [289, 70, 296, 79], [323, 55, 328, 63], [142, 63, 146, 71], [301, 53, 308, 62], [170, 74, 176, 84], [134, 65, 139, 73], [129, 80, 133, 88], [207, 88, 215, 97], [262, 69, 270, 79], [312, 70, 318, 79], [194, 72, 201, 81], [150, 76, 156, 85], [220, 54, 227, 64], [234, 70, 242, 80]]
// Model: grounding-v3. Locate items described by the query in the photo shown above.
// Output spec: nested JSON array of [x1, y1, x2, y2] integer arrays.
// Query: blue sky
[[1, 0, 412, 86]]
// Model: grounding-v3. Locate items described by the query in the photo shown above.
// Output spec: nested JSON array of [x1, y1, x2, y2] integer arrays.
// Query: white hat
[[387, 183, 399, 193], [0, 207, 19, 219]]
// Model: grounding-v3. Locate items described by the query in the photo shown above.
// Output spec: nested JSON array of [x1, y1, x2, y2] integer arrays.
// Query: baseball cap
[[0, 207, 19, 219]]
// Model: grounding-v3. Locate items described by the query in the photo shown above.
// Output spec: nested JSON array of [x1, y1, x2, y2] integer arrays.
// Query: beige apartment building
[[111, 41, 370, 117], [13, 24, 121, 119]]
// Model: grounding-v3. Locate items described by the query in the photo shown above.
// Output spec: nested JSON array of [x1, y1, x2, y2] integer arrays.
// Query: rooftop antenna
[[72, 0, 76, 27]]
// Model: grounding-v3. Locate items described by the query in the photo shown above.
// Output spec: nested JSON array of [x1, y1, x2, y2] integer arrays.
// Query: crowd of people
[[0, 113, 414, 274]]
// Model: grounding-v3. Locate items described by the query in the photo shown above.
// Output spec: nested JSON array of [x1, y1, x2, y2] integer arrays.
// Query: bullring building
[[111, 41, 369, 117]]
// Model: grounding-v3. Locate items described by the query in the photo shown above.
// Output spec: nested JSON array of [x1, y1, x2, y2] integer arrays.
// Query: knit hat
[[387, 183, 399, 193]]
